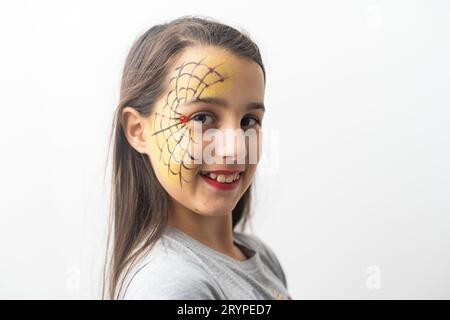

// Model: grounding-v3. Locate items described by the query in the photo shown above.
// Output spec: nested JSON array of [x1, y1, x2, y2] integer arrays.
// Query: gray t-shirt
[[119, 225, 291, 300]]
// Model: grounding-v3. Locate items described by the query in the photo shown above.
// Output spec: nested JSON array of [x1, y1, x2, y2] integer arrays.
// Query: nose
[[214, 127, 247, 164]]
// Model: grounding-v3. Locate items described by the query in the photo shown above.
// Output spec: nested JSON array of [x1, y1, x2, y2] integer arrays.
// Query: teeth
[[202, 172, 241, 183]]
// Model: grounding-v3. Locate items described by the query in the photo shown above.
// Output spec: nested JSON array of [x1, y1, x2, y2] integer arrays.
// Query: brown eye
[[241, 116, 260, 128], [192, 113, 214, 125]]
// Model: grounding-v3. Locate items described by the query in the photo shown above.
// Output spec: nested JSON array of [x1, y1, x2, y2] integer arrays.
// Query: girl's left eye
[[241, 116, 261, 127]]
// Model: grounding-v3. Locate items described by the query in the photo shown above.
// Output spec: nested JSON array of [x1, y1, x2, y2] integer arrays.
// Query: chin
[[193, 203, 235, 217]]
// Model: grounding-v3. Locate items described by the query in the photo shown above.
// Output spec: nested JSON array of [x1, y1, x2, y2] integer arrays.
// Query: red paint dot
[[180, 115, 188, 123]]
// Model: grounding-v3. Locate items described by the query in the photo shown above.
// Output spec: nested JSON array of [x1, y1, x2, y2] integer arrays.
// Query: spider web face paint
[[148, 55, 234, 189]]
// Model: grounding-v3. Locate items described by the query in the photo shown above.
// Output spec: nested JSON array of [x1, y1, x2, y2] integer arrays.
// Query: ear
[[121, 106, 150, 154]]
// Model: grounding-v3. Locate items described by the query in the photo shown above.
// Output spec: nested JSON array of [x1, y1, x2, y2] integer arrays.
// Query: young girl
[[104, 15, 291, 300]]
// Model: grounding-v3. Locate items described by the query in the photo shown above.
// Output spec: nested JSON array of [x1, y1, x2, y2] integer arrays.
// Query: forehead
[[165, 46, 265, 104]]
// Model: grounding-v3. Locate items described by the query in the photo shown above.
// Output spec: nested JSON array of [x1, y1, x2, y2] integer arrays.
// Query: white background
[[0, 0, 449, 299]]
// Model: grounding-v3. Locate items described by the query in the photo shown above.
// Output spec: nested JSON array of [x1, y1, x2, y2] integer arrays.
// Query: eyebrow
[[182, 96, 265, 112]]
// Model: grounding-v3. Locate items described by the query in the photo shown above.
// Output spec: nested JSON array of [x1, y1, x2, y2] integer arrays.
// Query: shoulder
[[120, 237, 223, 300], [234, 231, 288, 288]]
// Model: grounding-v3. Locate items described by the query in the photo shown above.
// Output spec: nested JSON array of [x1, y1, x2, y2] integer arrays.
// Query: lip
[[200, 170, 243, 175], [199, 172, 242, 191]]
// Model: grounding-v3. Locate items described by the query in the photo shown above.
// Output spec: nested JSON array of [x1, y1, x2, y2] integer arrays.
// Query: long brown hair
[[103, 15, 266, 299]]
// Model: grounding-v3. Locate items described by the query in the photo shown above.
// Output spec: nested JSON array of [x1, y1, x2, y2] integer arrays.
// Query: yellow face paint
[[147, 51, 236, 189]]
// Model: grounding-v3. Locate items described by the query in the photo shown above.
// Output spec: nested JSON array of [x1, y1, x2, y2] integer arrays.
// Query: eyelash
[[189, 113, 262, 127]]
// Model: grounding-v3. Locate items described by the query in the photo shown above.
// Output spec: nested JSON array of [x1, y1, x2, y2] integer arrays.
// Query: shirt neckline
[[163, 225, 261, 272]]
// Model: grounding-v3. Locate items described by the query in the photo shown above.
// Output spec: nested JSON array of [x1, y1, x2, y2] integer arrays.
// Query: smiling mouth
[[199, 171, 242, 183], [199, 171, 243, 190]]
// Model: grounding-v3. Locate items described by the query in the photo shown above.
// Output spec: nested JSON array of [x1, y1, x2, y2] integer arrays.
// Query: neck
[[167, 200, 242, 258]]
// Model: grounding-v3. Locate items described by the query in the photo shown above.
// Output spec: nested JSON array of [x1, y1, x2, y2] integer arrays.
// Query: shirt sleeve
[[246, 234, 288, 289], [262, 240, 288, 289], [121, 256, 223, 300]]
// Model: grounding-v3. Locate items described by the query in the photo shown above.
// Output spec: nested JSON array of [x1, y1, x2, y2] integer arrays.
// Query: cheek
[[243, 164, 257, 182], [147, 119, 200, 190], [244, 129, 263, 165]]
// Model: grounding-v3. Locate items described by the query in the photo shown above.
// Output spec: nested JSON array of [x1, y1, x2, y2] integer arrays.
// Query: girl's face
[[145, 46, 265, 217]]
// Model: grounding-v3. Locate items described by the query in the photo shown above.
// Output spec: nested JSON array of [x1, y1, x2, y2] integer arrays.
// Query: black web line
[[151, 57, 227, 188]]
